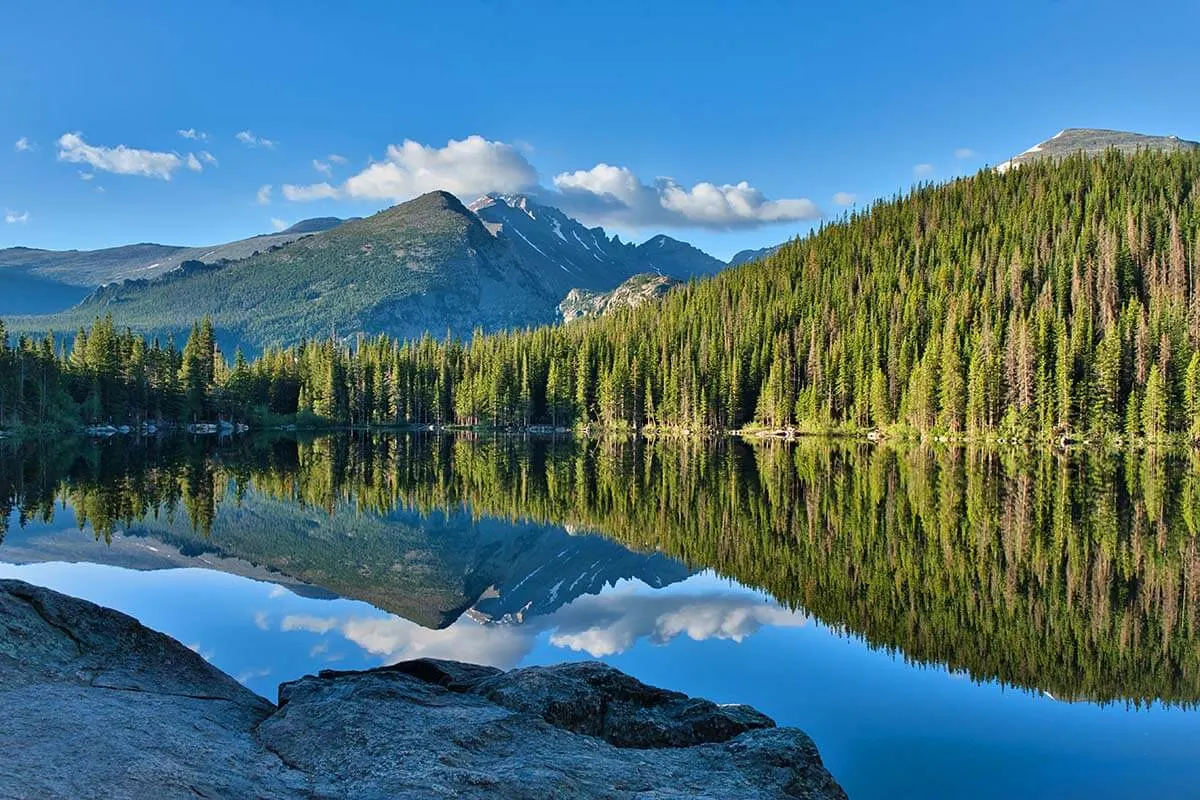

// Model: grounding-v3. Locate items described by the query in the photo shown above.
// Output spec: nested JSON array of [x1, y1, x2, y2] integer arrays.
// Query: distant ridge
[[0, 218, 350, 290], [998, 128, 1199, 172]]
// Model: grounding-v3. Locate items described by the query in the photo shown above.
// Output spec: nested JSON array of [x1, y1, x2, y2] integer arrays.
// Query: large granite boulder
[[0, 580, 847, 799], [0, 579, 306, 800]]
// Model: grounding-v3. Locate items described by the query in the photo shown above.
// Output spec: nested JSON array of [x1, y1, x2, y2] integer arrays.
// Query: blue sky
[[3, 0, 1198, 261]]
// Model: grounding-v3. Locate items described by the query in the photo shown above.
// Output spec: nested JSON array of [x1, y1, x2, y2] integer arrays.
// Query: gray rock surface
[[0, 579, 847, 799]]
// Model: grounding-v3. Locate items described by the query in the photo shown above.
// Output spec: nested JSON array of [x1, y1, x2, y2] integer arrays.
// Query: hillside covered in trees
[[4, 148, 1200, 440]]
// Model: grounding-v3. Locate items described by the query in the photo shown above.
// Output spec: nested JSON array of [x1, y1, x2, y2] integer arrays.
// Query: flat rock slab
[[0, 580, 847, 799]]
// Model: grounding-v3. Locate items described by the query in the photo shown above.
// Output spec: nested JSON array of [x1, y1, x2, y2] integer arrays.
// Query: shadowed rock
[[0, 580, 847, 800]]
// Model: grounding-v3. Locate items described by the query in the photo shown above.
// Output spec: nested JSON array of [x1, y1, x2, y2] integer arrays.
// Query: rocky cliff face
[[0, 579, 847, 799], [559, 272, 683, 323]]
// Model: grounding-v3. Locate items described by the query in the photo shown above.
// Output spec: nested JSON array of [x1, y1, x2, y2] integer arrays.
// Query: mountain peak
[[467, 192, 539, 216]]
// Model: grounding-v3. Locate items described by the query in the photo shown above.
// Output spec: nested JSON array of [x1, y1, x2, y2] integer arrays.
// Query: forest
[[4, 148, 1200, 440]]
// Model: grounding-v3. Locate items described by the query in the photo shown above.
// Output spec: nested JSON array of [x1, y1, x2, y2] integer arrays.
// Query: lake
[[2, 433, 1199, 798]]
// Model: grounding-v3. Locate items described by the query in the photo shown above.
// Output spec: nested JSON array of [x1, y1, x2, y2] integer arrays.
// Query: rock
[[462, 660, 777, 748], [0, 579, 305, 800], [0, 580, 847, 800]]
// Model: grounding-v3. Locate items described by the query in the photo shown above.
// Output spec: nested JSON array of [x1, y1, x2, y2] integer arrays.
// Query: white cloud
[[832, 191, 857, 206], [253, 611, 270, 630], [954, 147, 976, 160], [199, 150, 218, 167], [56, 132, 184, 180], [277, 134, 820, 231], [178, 128, 209, 141], [14, 137, 33, 152], [78, 171, 94, 181], [543, 590, 807, 658], [4, 209, 30, 224], [256, 184, 273, 205], [282, 182, 339, 202], [271, 217, 288, 232], [236, 130, 276, 148], [276, 578, 805, 671], [338, 135, 538, 202], [913, 163, 935, 178], [185, 152, 203, 172], [328, 153, 348, 165], [552, 164, 821, 230]]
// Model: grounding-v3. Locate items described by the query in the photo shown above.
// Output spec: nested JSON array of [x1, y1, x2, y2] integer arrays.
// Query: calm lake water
[[2, 433, 1199, 798]]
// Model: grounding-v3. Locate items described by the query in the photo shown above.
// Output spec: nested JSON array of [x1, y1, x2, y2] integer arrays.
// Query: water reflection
[[2, 432, 1199, 707]]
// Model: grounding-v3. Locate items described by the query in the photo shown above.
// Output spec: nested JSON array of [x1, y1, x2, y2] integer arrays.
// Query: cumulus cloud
[[276, 134, 819, 231], [199, 150, 218, 167], [954, 147, 975, 160], [236, 130, 276, 148], [335, 135, 538, 202], [57, 132, 185, 180], [178, 128, 209, 141], [282, 182, 339, 202], [832, 191, 857, 206], [14, 137, 33, 152], [277, 581, 806, 671], [913, 163, 935, 178], [328, 153, 348, 165], [78, 171, 94, 181], [544, 591, 807, 658], [253, 611, 270, 630], [550, 164, 821, 230], [271, 217, 288, 232], [256, 184, 272, 205], [4, 210, 30, 224], [185, 153, 203, 172]]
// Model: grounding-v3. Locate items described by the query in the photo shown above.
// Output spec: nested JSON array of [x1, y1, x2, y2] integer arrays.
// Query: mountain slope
[[998, 127, 1199, 172], [13, 192, 557, 350], [634, 234, 725, 278], [470, 194, 723, 296], [0, 217, 350, 317], [728, 245, 781, 267]]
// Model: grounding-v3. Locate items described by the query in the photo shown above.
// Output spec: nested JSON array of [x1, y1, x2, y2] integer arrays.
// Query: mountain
[[469, 194, 724, 296], [728, 245, 781, 267], [633, 234, 725, 278], [998, 127, 1199, 172], [9, 193, 725, 351], [0, 217, 349, 316], [12, 192, 558, 351], [559, 273, 682, 323]]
